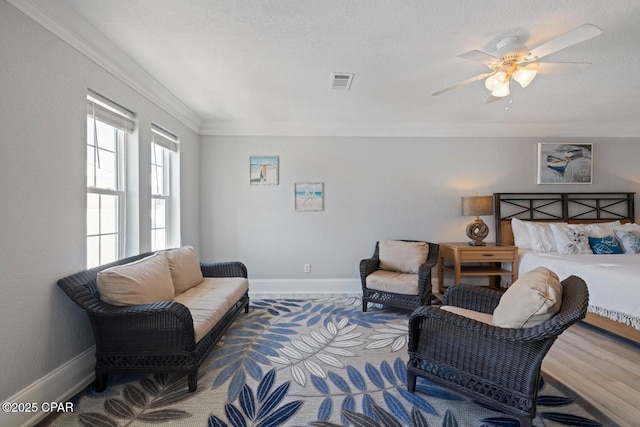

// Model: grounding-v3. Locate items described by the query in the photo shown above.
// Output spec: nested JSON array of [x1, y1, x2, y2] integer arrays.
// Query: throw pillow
[[588, 235, 623, 254], [613, 230, 640, 254], [550, 223, 593, 254], [493, 267, 563, 328], [378, 240, 429, 274], [97, 253, 174, 306], [165, 246, 205, 294], [510, 218, 531, 249], [523, 221, 557, 252]]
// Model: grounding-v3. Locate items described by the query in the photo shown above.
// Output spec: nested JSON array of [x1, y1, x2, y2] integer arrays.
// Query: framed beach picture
[[250, 156, 279, 185], [537, 143, 593, 184], [295, 182, 324, 211]]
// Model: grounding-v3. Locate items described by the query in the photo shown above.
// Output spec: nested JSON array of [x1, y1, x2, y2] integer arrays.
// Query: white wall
[[0, 0, 200, 405], [200, 136, 640, 281]]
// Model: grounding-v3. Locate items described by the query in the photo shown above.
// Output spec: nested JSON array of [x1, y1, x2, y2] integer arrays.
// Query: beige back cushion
[[165, 246, 204, 295], [378, 240, 429, 274], [97, 253, 174, 306], [493, 267, 563, 328]]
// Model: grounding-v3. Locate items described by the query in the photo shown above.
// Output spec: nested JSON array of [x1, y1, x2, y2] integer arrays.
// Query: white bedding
[[518, 250, 640, 331]]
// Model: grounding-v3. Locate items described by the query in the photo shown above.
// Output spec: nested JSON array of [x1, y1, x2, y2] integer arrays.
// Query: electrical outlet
[[304, 264, 311, 273]]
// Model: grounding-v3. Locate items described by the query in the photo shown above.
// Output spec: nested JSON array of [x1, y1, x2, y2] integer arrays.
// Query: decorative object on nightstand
[[461, 193, 494, 246]]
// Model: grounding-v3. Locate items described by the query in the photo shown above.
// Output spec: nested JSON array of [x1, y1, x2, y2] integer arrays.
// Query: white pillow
[[614, 222, 640, 233], [550, 223, 593, 255], [511, 218, 531, 249], [584, 221, 622, 238], [523, 221, 557, 252]]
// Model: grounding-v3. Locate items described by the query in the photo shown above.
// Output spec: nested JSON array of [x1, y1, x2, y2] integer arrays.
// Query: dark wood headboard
[[494, 192, 636, 245]]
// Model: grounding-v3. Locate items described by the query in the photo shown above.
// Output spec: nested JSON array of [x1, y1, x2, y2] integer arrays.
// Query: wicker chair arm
[[408, 304, 572, 349], [359, 258, 380, 279], [200, 261, 247, 278], [442, 284, 503, 314]]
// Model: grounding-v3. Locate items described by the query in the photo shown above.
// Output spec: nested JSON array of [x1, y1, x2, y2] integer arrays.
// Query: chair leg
[[362, 300, 368, 312], [407, 371, 417, 393], [94, 372, 107, 392], [519, 416, 533, 427], [188, 371, 198, 392]]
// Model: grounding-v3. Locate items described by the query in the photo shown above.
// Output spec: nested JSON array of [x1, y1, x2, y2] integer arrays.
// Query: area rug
[[42, 297, 610, 426]]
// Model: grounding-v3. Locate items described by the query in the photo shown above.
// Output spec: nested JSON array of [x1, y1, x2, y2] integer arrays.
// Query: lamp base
[[465, 218, 489, 246]]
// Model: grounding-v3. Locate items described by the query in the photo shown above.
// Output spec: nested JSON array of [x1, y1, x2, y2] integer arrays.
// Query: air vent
[[330, 73, 354, 91]]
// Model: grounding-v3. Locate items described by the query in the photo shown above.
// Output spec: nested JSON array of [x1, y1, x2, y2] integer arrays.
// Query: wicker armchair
[[360, 240, 438, 311], [57, 252, 249, 392], [407, 276, 588, 427]]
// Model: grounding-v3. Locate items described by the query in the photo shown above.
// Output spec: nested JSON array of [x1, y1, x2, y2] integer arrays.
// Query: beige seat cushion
[[97, 253, 174, 306], [165, 246, 204, 295], [366, 270, 419, 295], [441, 305, 494, 325], [379, 240, 429, 274], [173, 277, 248, 342], [174, 290, 229, 343], [493, 267, 563, 328]]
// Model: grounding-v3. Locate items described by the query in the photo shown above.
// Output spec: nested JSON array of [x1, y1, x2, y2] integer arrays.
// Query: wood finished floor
[[542, 322, 640, 427]]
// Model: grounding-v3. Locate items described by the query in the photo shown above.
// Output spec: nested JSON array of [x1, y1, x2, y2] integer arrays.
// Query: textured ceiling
[[16, 0, 640, 136]]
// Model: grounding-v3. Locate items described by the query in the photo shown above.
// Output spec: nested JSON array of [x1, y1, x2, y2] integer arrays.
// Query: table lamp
[[461, 193, 494, 246]]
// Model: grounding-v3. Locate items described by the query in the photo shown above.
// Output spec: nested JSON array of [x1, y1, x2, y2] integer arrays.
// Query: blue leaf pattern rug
[[42, 298, 611, 426]]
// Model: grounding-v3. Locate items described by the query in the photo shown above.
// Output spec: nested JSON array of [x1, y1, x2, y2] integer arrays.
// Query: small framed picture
[[295, 182, 324, 211], [250, 156, 279, 185], [537, 143, 593, 184]]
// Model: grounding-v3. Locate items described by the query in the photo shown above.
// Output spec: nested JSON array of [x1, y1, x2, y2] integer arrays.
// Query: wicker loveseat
[[407, 273, 588, 426], [57, 247, 249, 392], [360, 240, 439, 311]]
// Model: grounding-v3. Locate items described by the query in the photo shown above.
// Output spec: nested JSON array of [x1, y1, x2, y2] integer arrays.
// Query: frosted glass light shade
[[491, 81, 510, 97], [485, 71, 507, 91], [513, 68, 537, 88]]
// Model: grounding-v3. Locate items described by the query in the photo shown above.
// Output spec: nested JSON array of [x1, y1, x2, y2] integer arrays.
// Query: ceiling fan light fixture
[[485, 71, 507, 91], [491, 80, 510, 97], [513, 67, 537, 88]]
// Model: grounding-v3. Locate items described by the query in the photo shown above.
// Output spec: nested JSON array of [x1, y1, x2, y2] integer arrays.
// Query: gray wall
[[200, 136, 639, 279], [0, 2, 201, 401]]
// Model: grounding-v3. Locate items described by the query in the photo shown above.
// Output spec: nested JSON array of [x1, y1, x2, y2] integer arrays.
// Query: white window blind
[[87, 90, 135, 133], [151, 123, 179, 152]]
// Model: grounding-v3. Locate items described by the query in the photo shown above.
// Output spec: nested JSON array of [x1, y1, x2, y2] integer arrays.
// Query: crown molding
[[200, 119, 640, 138], [7, 0, 202, 134]]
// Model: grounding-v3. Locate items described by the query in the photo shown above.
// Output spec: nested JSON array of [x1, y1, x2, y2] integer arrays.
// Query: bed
[[494, 192, 639, 343]]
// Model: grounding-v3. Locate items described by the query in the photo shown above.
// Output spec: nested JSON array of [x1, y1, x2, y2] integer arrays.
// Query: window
[[86, 91, 135, 268], [150, 124, 179, 251]]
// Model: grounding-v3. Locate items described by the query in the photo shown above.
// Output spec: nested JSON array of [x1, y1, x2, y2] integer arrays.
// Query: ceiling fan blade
[[432, 72, 493, 96], [458, 50, 500, 64], [525, 62, 592, 75], [525, 24, 601, 61]]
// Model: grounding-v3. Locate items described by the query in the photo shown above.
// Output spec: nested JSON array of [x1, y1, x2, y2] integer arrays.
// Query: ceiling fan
[[432, 24, 602, 102]]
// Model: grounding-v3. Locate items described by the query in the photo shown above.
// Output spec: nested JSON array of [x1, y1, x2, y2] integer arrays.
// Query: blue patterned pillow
[[613, 230, 640, 254], [589, 235, 623, 254]]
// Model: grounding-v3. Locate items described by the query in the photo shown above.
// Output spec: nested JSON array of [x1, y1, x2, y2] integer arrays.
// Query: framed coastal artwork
[[537, 143, 593, 184], [295, 182, 324, 211], [250, 156, 279, 185]]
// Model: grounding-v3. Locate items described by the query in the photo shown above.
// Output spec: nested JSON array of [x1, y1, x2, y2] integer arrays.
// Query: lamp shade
[[461, 195, 494, 217]]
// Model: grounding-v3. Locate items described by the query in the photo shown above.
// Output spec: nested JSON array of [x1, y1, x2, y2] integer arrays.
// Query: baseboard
[[248, 278, 362, 299], [1, 347, 95, 427]]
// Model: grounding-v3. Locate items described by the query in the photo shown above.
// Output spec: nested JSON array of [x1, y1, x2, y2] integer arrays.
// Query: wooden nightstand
[[438, 242, 518, 293]]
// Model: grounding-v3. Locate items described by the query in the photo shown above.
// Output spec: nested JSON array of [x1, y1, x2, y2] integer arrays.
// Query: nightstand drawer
[[461, 251, 515, 262]]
